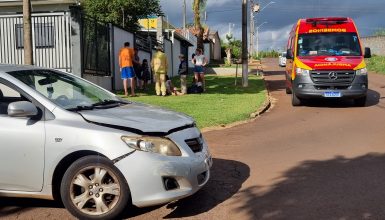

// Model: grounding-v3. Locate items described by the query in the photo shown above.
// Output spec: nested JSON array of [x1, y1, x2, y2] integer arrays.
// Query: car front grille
[[310, 70, 355, 85], [185, 138, 203, 153]]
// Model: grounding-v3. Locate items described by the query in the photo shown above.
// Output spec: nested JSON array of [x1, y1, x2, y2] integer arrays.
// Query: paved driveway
[[2, 58, 385, 219]]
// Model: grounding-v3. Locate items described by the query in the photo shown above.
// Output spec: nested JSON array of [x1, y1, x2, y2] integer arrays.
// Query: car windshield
[[7, 69, 122, 110], [297, 33, 361, 56]]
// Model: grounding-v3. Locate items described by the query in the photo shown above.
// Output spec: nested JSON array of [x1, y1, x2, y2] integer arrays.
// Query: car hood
[[298, 56, 364, 70], [79, 102, 195, 134]]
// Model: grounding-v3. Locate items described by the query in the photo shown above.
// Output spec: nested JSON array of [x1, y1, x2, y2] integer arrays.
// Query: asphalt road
[[2, 58, 385, 219]]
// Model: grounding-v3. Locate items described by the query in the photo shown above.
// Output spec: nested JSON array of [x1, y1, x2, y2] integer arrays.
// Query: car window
[[8, 69, 119, 110], [0, 83, 20, 98], [0, 82, 22, 115]]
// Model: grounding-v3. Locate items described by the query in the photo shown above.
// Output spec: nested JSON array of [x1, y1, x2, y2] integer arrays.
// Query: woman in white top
[[192, 48, 208, 91]]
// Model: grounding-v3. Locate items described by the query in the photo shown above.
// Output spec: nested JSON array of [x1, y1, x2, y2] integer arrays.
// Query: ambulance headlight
[[356, 68, 368, 75], [296, 68, 310, 76]]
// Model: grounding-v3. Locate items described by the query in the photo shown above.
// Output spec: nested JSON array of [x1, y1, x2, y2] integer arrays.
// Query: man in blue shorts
[[119, 42, 136, 97]]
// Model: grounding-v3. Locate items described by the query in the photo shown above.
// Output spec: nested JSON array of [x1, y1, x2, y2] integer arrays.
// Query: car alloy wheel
[[61, 156, 129, 220]]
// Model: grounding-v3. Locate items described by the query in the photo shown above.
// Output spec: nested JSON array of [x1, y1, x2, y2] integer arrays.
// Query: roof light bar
[[306, 17, 348, 23]]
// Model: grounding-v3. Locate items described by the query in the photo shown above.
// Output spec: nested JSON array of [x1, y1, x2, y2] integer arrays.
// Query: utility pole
[[156, 16, 164, 44], [242, 0, 248, 87], [183, 0, 186, 36], [23, 0, 33, 65], [249, 0, 254, 58]]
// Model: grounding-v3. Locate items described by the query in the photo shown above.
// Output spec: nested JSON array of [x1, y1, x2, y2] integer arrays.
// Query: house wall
[[0, 1, 76, 14], [204, 43, 211, 64], [188, 35, 197, 66], [113, 26, 134, 91], [164, 39, 173, 77], [172, 39, 181, 77], [213, 35, 222, 61], [83, 75, 112, 91], [0, 12, 72, 72]]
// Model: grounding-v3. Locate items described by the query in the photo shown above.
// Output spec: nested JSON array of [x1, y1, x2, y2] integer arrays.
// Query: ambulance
[[285, 17, 371, 106]]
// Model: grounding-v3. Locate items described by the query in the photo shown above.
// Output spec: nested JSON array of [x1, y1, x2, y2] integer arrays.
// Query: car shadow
[[0, 198, 62, 218], [0, 158, 249, 219], [302, 89, 380, 108], [122, 158, 250, 219], [234, 153, 385, 219]]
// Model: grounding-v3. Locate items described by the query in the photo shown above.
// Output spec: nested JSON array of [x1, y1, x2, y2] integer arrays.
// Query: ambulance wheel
[[291, 92, 302, 106], [286, 87, 292, 94]]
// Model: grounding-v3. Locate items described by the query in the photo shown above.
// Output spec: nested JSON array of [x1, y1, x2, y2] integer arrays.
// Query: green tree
[[83, 0, 163, 31], [193, 0, 207, 50], [222, 34, 242, 65]]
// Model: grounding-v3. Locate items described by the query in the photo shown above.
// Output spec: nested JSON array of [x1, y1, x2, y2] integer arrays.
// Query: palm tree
[[193, 0, 207, 50]]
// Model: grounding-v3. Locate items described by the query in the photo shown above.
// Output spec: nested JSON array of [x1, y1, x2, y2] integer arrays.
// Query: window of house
[[15, 23, 55, 49]]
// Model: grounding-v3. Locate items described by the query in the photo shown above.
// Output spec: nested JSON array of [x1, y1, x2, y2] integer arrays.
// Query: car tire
[[286, 87, 292, 94], [354, 96, 366, 107], [60, 156, 130, 220], [292, 91, 302, 106]]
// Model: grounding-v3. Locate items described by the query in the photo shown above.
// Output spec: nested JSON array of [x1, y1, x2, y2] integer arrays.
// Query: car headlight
[[121, 136, 182, 156], [296, 68, 310, 76], [356, 67, 368, 75]]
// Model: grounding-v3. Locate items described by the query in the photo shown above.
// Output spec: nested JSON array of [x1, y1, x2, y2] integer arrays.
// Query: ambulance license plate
[[323, 91, 341, 97]]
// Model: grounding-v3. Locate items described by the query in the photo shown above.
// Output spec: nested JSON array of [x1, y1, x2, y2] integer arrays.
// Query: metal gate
[[0, 12, 72, 72], [82, 16, 111, 76]]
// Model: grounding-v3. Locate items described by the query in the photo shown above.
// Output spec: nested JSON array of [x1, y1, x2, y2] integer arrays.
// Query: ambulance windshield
[[297, 33, 361, 57]]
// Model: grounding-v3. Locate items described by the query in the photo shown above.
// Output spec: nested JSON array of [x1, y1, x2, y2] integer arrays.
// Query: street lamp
[[253, 1, 275, 57], [256, 21, 267, 58], [258, 1, 275, 12]]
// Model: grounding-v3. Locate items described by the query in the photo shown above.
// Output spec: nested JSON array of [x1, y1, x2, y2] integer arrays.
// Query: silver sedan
[[0, 65, 212, 220]]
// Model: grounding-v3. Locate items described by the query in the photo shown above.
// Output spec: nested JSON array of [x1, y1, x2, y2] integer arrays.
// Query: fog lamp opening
[[163, 177, 179, 191]]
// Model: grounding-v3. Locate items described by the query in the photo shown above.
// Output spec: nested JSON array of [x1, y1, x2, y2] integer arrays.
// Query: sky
[[159, 0, 385, 51]]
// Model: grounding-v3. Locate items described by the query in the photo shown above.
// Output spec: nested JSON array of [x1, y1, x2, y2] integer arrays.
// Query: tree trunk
[[193, 0, 204, 50], [23, 0, 33, 65], [225, 48, 232, 65]]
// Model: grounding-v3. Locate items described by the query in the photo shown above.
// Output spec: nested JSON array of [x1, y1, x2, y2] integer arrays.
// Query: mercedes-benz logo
[[328, 72, 338, 80]]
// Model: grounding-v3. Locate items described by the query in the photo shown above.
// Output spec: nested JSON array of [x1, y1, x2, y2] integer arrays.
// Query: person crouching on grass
[[192, 48, 208, 91], [119, 42, 136, 97]]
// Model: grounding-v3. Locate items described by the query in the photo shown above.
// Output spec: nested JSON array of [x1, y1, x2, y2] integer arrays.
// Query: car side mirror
[[364, 47, 371, 58], [8, 101, 38, 118], [286, 49, 294, 59]]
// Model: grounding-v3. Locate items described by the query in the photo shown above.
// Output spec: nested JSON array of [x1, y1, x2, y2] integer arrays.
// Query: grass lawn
[[366, 56, 385, 74], [118, 74, 267, 128]]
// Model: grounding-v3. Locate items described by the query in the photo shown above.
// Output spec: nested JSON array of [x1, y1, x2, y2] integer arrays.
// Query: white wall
[[213, 36, 222, 61], [172, 39, 181, 77], [138, 50, 151, 66], [188, 35, 197, 67], [83, 75, 112, 91], [164, 40, 173, 77], [204, 43, 211, 64], [113, 26, 134, 91]]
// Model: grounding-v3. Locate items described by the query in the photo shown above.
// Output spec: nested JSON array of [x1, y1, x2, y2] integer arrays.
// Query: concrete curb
[[201, 66, 273, 133]]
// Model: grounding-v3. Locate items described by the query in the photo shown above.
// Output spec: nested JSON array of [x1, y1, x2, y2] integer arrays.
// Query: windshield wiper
[[92, 99, 130, 107], [66, 105, 94, 111]]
